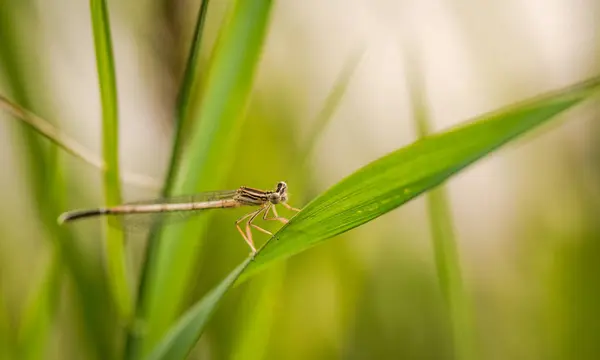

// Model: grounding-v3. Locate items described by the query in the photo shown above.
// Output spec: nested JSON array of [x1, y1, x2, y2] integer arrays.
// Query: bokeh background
[[1, 0, 599, 359]]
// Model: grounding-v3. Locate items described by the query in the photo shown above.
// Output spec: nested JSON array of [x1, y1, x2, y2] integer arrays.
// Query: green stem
[[405, 47, 476, 360], [163, 0, 212, 190], [90, 0, 132, 323]]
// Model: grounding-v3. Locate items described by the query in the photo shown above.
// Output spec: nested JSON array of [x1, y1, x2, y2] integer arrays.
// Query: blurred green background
[[1, 0, 599, 359]]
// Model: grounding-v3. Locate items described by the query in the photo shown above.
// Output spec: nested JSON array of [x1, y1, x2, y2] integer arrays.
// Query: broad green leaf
[[90, 0, 132, 321], [240, 75, 600, 280], [151, 76, 600, 360], [135, 0, 274, 356]]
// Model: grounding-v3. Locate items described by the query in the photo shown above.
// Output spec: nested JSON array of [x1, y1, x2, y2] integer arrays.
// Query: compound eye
[[277, 181, 287, 193]]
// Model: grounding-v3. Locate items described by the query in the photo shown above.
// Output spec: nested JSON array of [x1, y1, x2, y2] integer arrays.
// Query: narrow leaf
[[90, 0, 132, 321], [301, 48, 364, 161], [228, 265, 285, 360], [240, 76, 600, 281], [17, 251, 62, 360], [0, 287, 14, 360], [406, 49, 475, 359], [0, 95, 161, 189], [145, 258, 252, 360], [164, 0, 212, 187]]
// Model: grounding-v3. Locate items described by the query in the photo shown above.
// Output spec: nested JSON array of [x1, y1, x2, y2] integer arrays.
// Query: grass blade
[[164, 0, 212, 187], [0, 94, 102, 168], [90, 0, 132, 321], [228, 265, 286, 360], [0, 287, 14, 360], [0, 95, 161, 189], [406, 50, 475, 359], [145, 258, 252, 360], [301, 48, 364, 162], [17, 251, 62, 360], [135, 0, 274, 356], [124, 0, 214, 355], [239, 75, 600, 281]]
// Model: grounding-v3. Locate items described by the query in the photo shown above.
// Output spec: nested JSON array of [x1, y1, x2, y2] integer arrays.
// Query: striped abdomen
[[58, 199, 241, 224]]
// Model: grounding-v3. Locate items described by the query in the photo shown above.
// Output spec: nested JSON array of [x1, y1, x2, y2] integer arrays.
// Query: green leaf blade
[[241, 76, 600, 281], [164, 0, 212, 187], [90, 0, 132, 321], [17, 253, 62, 360]]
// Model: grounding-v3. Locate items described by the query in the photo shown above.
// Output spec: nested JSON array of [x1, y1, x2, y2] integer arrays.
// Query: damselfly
[[58, 181, 301, 253]]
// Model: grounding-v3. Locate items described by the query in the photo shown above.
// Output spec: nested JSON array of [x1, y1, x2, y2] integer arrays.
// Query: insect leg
[[245, 206, 269, 247], [236, 210, 259, 253], [263, 205, 289, 224], [251, 204, 276, 236], [282, 202, 301, 212]]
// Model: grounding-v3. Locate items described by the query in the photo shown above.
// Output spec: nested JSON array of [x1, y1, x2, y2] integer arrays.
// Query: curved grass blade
[[228, 264, 286, 360], [145, 258, 252, 360], [135, 0, 275, 356], [147, 76, 600, 360], [90, 0, 132, 321], [240, 75, 600, 281], [0, 95, 161, 189]]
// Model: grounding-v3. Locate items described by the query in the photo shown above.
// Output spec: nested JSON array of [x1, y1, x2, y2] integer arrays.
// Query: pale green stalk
[[90, 0, 132, 323]]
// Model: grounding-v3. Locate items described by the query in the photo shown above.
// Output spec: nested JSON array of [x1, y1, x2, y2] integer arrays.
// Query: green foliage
[[133, 0, 275, 357], [1, 1, 599, 359], [227, 50, 364, 360], [148, 76, 600, 357], [242, 76, 600, 279], [1, 2, 118, 359]]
